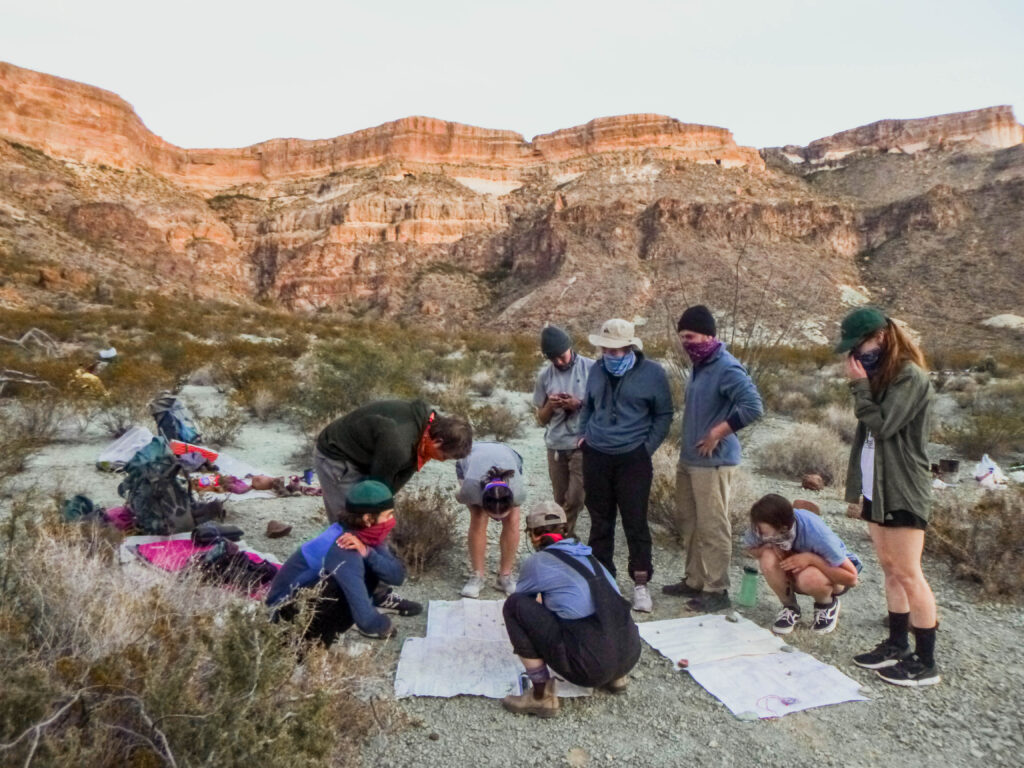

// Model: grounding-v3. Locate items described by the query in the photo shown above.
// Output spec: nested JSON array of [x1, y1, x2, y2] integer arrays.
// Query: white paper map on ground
[[637, 613, 867, 718], [394, 599, 592, 699], [637, 614, 785, 667], [686, 650, 867, 719]]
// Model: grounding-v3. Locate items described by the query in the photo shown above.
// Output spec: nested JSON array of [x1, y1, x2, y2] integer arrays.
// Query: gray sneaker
[[497, 573, 517, 595], [460, 574, 485, 599], [632, 584, 653, 612]]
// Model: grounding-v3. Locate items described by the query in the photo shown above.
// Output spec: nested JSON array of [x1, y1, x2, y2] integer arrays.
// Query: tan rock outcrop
[[0, 61, 764, 189], [789, 106, 1024, 163]]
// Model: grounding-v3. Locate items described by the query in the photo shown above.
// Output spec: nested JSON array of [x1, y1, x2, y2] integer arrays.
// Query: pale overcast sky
[[2, 0, 1022, 150]]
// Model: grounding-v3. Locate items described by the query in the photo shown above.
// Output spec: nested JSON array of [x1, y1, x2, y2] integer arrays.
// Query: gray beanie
[[540, 325, 572, 359]]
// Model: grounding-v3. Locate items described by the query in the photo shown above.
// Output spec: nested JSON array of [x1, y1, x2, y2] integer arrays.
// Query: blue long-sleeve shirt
[[579, 352, 674, 456], [515, 540, 620, 620], [266, 523, 405, 635], [680, 344, 763, 467]]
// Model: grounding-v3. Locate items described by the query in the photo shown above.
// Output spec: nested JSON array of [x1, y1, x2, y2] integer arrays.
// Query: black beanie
[[677, 305, 716, 337], [540, 325, 572, 359]]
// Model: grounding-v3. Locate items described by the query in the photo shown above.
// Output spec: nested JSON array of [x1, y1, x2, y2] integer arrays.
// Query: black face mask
[[855, 348, 883, 377]]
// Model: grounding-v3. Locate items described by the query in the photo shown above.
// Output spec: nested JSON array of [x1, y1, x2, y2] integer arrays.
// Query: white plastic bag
[[973, 454, 1007, 489]]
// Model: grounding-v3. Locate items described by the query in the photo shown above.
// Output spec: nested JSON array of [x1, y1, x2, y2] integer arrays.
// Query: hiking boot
[[812, 597, 841, 634], [460, 574, 485, 599], [876, 654, 941, 687], [501, 679, 559, 718], [374, 589, 423, 617], [265, 520, 292, 539], [602, 676, 629, 694], [686, 591, 730, 613], [771, 605, 801, 635], [853, 640, 912, 670], [662, 579, 703, 598], [632, 584, 653, 612], [496, 573, 517, 595]]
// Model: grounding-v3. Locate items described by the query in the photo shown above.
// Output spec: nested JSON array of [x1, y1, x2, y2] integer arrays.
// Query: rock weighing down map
[[394, 599, 591, 699], [637, 614, 868, 719]]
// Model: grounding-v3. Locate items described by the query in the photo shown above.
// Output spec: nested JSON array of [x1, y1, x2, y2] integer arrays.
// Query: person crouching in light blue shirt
[[743, 494, 861, 637]]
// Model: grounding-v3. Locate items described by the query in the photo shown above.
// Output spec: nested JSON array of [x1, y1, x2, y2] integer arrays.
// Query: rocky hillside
[[1, 60, 1022, 345]]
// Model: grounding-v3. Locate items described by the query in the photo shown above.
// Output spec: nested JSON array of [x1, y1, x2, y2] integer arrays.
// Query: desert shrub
[[819, 402, 858, 443], [392, 486, 459, 576], [195, 402, 246, 448], [775, 390, 812, 417], [757, 422, 848, 488], [471, 403, 524, 441], [928, 488, 1024, 597], [95, 360, 175, 436], [647, 450, 682, 545], [432, 376, 474, 419], [469, 370, 496, 397], [6, 390, 66, 445], [0, 508, 388, 767], [938, 379, 1024, 459]]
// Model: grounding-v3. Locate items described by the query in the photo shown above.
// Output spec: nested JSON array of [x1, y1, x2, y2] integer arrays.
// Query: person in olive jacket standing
[[579, 318, 674, 613], [837, 307, 941, 687]]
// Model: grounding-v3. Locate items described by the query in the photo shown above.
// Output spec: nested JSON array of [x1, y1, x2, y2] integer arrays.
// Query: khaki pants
[[547, 448, 585, 535], [675, 463, 738, 593]]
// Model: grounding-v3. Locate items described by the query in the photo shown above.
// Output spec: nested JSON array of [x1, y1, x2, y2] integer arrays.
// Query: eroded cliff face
[[1, 60, 1022, 341]]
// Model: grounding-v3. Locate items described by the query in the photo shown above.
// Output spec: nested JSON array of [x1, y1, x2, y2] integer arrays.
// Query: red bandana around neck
[[416, 411, 437, 471], [353, 517, 396, 548]]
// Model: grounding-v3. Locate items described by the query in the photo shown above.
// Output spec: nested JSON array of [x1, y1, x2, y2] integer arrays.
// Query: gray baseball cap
[[526, 501, 568, 530]]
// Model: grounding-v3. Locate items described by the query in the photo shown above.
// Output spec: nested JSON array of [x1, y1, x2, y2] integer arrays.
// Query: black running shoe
[[662, 580, 703, 598], [374, 589, 423, 617], [811, 597, 841, 634], [686, 591, 731, 613], [876, 654, 941, 687], [853, 640, 911, 670]]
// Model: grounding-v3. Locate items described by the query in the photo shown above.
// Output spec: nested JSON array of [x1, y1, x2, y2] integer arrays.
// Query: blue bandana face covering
[[855, 348, 883, 378], [603, 350, 636, 377]]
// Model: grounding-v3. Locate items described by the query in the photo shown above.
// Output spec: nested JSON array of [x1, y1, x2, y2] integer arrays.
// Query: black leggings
[[503, 593, 637, 688], [274, 571, 380, 647]]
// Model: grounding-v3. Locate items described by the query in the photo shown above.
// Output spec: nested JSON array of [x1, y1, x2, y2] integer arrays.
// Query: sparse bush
[[0, 507, 388, 767], [820, 402, 858, 443], [647, 450, 682, 545], [433, 376, 474, 419], [758, 422, 848, 488], [195, 402, 246, 447], [775, 390, 812, 417], [928, 488, 1024, 597], [471, 403, 524, 441], [392, 486, 459, 576], [470, 370, 496, 397], [938, 379, 1024, 459]]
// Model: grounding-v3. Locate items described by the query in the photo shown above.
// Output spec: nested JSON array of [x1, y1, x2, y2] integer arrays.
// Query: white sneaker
[[632, 584, 653, 612], [460, 574, 485, 598], [497, 573, 517, 595]]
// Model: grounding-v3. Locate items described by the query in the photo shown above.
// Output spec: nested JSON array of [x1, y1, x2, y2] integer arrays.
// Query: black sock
[[912, 625, 937, 667], [813, 596, 837, 609], [888, 611, 910, 649]]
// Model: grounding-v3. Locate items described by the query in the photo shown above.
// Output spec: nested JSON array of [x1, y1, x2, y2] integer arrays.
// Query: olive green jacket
[[844, 363, 935, 521]]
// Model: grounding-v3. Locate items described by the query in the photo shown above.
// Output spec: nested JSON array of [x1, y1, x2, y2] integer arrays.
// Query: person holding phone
[[836, 307, 940, 687], [533, 325, 594, 537]]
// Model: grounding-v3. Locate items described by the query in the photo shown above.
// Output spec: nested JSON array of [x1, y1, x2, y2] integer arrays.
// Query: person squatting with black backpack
[[501, 501, 642, 718]]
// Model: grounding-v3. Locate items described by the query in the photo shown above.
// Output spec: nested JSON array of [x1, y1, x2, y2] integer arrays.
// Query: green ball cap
[[345, 480, 394, 515], [835, 307, 888, 353]]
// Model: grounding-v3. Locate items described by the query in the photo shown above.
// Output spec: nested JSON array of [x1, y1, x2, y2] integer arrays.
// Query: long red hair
[[873, 319, 927, 395]]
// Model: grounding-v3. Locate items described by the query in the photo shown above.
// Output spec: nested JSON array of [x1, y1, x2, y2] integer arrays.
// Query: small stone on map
[[780, 644, 795, 652]]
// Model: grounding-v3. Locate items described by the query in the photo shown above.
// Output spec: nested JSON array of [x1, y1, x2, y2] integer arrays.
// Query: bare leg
[[499, 507, 521, 576], [879, 527, 937, 627], [757, 547, 795, 606], [869, 522, 909, 613], [467, 505, 489, 577], [793, 566, 835, 603]]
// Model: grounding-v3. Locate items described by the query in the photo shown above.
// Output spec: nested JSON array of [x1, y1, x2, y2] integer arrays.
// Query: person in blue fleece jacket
[[267, 480, 415, 645], [501, 502, 641, 719]]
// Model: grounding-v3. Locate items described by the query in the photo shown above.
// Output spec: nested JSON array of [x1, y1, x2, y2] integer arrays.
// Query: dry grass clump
[[757, 422, 848, 488], [392, 486, 459, 576], [819, 402, 858, 443], [0, 506, 387, 767], [928, 488, 1024, 598], [936, 378, 1024, 460], [194, 402, 246, 448], [469, 370, 496, 397]]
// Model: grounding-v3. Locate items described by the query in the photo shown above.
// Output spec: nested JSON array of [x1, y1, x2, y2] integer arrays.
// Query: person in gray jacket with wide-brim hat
[[578, 318, 674, 613]]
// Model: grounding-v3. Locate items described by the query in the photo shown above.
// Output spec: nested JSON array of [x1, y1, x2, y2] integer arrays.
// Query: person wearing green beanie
[[266, 480, 420, 645]]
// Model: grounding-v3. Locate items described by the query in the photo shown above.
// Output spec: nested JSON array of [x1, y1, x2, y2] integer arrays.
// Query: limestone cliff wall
[[0, 61, 764, 189]]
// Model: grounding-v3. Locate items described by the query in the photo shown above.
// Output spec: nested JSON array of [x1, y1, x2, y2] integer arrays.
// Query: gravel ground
[[25, 389, 1024, 768]]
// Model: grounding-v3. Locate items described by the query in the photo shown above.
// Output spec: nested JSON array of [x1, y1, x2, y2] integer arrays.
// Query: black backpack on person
[[544, 549, 642, 681]]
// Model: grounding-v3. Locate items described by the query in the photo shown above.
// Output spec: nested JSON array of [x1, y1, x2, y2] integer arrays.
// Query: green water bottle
[[737, 565, 759, 607]]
